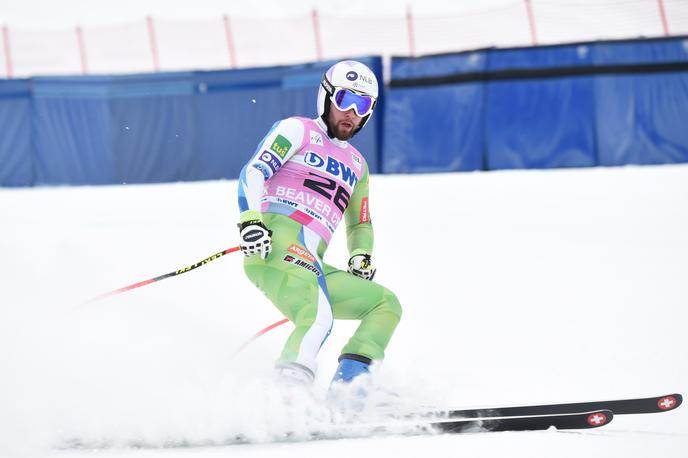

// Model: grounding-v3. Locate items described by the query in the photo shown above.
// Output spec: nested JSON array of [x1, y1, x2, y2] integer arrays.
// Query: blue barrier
[[386, 36, 688, 173], [1, 38, 687, 187], [0, 57, 382, 186], [0, 80, 32, 186], [384, 52, 487, 173]]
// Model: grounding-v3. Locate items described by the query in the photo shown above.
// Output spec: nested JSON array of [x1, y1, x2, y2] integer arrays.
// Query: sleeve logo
[[310, 130, 323, 146], [359, 197, 369, 223], [283, 255, 321, 277], [270, 134, 292, 159], [288, 244, 316, 263], [258, 150, 282, 176], [351, 153, 362, 171]]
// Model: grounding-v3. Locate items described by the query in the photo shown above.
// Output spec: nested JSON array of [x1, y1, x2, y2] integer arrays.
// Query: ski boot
[[274, 362, 316, 408], [331, 354, 371, 383], [327, 354, 372, 414]]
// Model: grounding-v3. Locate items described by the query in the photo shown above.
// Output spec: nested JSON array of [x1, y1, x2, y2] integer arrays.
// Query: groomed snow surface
[[1, 164, 686, 457]]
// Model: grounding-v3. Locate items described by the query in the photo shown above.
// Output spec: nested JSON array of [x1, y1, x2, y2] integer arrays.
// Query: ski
[[256, 409, 614, 443], [427, 393, 682, 420], [430, 409, 613, 433], [238, 410, 614, 444], [61, 410, 614, 449]]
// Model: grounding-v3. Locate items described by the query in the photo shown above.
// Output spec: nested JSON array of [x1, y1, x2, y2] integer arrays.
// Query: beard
[[332, 120, 356, 141]]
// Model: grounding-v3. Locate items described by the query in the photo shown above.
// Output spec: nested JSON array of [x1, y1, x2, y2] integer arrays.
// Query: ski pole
[[83, 246, 241, 304], [232, 318, 290, 357]]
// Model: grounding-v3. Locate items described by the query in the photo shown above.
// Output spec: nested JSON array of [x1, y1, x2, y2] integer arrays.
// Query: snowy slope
[[1, 164, 687, 457]]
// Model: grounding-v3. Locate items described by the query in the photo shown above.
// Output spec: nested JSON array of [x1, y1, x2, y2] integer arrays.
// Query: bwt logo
[[345, 71, 358, 81], [304, 151, 359, 188]]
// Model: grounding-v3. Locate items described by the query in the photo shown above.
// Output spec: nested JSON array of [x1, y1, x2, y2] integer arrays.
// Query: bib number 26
[[303, 172, 350, 213]]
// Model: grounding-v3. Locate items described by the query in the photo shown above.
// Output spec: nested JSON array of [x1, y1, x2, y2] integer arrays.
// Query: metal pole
[[223, 15, 237, 69], [524, 0, 538, 46], [76, 26, 88, 75], [146, 16, 160, 71], [312, 9, 323, 61], [2, 25, 13, 78]]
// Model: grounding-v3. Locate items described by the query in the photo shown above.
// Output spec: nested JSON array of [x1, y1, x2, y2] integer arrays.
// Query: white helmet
[[317, 60, 379, 137]]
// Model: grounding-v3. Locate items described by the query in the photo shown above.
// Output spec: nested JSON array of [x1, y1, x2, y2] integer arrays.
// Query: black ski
[[430, 409, 613, 433], [62, 410, 615, 449], [284, 409, 614, 442], [432, 393, 682, 420]]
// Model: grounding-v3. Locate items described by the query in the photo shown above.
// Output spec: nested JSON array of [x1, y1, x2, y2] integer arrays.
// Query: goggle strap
[[321, 75, 335, 96]]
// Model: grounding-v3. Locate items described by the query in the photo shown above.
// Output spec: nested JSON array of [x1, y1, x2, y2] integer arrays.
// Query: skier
[[236, 60, 402, 394]]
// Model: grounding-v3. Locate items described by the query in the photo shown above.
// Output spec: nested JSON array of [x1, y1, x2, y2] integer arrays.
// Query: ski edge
[[431, 409, 614, 433], [420, 393, 683, 420]]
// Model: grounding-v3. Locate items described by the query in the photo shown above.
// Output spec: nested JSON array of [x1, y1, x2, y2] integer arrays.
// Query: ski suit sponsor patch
[[359, 197, 369, 223], [283, 255, 321, 277], [270, 134, 292, 159], [288, 244, 316, 263], [351, 153, 362, 171], [273, 186, 340, 225], [310, 130, 323, 146], [303, 151, 358, 189], [256, 151, 282, 177]]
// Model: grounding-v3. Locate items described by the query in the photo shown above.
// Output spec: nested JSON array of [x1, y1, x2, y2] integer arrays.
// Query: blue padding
[[386, 36, 688, 173], [594, 72, 688, 166], [488, 42, 593, 71], [592, 37, 688, 66], [111, 94, 195, 184], [591, 39, 688, 166], [2, 38, 687, 186], [391, 50, 487, 79], [0, 58, 382, 186], [383, 83, 485, 173], [486, 77, 597, 169], [0, 80, 32, 186], [31, 74, 196, 185], [384, 51, 486, 173], [485, 44, 597, 169]]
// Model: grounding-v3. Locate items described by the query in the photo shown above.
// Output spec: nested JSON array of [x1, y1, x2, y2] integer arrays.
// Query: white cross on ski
[[659, 397, 675, 409], [588, 413, 606, 425]]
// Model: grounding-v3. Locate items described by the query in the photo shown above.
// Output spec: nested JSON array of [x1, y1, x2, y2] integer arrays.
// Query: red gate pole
[[2, 25, 13, 78], [657, 0, 670, 36], [76, 26, 88, 75], [524, 0, 538, 46], [146, 16, 160, 71], [223, 15, 237, 69], [407, 4, 416, 57], [312, 8, 323, 61]]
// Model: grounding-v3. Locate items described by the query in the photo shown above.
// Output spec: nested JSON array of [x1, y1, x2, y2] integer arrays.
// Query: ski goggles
[[331, 87, 376, 117], [321, 76, 376, 117]]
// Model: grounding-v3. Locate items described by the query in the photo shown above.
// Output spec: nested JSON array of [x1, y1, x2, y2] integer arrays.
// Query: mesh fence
[[1, 0, 686, 78]]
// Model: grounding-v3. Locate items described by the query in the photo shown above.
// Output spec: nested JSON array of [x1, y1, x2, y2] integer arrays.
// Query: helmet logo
[[345, 71, 358, 81]]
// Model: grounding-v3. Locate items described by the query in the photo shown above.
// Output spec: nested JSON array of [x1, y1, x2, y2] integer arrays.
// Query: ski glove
[[348, 253, 376, 281], [238, 219, 272, 259]]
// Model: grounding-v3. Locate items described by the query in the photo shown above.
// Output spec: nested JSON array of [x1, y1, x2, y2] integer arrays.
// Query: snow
[[1, 164, 687, 457]]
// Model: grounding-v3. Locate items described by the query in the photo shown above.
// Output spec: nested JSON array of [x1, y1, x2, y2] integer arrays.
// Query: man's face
[[327, 104, 363, 141]]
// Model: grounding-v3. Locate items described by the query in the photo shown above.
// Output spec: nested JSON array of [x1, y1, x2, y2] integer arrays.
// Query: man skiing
[[236, 60, 402, 393]]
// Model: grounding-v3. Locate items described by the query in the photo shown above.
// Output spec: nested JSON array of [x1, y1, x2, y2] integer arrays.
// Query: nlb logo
[[345, 70, 373, 86], [258, 150, 282, 175], [304, 151, 358, 188]]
